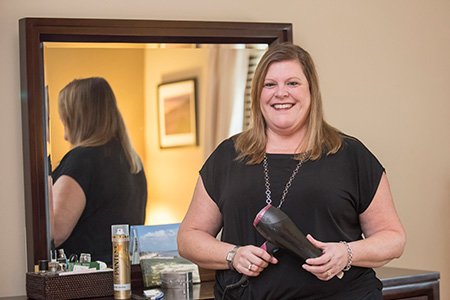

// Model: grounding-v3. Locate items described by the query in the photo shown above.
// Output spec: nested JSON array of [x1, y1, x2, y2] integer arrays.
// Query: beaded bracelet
[[340, 241, 353, 271]]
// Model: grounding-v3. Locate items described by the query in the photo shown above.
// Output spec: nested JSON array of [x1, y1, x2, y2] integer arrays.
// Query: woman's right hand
[[232, 245, 278, 276]]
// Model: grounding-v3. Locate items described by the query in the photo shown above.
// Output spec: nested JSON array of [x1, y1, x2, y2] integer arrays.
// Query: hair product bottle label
[[112, 224, 131, 299]]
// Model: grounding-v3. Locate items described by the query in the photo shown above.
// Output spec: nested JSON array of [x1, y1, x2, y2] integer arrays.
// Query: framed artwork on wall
[[157, 78, 198, 148]]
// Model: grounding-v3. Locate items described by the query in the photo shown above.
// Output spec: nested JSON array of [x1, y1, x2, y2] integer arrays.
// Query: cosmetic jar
[[38, 260, 48, 272], [79, 253, 91, 263], [160, 271, 193, 299]]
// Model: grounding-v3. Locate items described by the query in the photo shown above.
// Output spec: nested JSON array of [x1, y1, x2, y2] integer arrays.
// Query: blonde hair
[[58, 77, 142, 173], [235, 43, 342, 164]]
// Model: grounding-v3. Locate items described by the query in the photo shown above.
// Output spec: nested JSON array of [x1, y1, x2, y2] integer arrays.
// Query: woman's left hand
[[301, 234, 348, 281]]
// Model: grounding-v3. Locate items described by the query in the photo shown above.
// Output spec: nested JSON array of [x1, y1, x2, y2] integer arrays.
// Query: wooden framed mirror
[[19, 17, 292, 271]]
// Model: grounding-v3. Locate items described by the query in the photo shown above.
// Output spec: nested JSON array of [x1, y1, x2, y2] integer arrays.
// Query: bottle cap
[[111, 224, 129, 238]]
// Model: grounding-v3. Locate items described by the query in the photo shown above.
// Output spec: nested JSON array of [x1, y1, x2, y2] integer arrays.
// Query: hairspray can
[[112, 224, 131, 299]]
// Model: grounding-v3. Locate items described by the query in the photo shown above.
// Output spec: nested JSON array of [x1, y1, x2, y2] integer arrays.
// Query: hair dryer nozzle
[[253, 204, 272, 227]]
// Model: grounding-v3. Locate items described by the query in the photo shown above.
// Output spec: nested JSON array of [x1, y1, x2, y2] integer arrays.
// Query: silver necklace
[[263, 154, 306, 208]]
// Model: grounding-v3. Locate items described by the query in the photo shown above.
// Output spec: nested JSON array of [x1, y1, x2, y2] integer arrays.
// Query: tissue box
[[26, 270, 113, 300]]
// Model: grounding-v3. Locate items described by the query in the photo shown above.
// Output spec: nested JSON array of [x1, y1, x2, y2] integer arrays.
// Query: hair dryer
[[224, 204, 342, 297], [253, 204, 322, 260], [254, 204, 344, 280], [224, 204, 322, 293]]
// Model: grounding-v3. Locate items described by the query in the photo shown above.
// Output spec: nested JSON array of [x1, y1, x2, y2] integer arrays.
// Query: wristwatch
[[226, 245, 240, 270]]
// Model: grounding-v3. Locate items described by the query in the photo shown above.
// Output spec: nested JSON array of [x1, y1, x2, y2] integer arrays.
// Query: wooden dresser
[[376, 267, 440, 300], [3, 266, 439, 300]]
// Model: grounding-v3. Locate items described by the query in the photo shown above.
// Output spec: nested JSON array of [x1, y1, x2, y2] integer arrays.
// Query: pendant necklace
[[263, 153, 307, 208]]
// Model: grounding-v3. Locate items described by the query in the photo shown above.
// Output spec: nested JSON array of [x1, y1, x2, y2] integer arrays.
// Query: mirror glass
[[19, 18, 292, 270], [44, 42, 267, 225]]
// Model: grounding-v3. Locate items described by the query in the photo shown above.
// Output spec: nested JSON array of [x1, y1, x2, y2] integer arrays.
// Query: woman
[[51, 77, 147, 264], [177, 43, 406, 299]]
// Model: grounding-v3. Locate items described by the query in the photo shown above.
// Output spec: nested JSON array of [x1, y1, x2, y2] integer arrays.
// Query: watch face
[[226, 251, 234, 261], [226, 247, 237, 262]]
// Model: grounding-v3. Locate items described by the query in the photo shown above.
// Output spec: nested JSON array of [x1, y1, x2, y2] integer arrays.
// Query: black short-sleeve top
[[52, 139, 147, 263], [200, 134, 384, 299]]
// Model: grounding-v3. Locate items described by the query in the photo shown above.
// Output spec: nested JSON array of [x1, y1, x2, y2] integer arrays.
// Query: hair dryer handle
[[224, 240, 279, 290], [261, 240, 279, 255]]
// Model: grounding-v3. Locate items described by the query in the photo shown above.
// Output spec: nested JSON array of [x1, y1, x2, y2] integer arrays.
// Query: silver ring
[[248, 263, 253, 271]]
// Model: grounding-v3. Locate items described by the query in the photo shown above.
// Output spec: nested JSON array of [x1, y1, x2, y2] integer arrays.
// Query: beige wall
[[144, 48, 208, 225], [1, 0, 449, 298], [44, 46, 146, 166]]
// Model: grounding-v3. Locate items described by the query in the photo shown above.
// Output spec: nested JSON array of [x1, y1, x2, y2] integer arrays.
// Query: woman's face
[[260, 59, 311, 138]]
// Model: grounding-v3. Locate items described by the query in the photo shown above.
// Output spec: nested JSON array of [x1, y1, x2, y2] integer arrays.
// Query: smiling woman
[[19, 17, 292, 270], [177, 42, 406, 300]]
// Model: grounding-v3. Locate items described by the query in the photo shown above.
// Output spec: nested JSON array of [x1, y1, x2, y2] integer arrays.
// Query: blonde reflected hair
[[235, 43, 342, 164], [58, 77, 142, 173]]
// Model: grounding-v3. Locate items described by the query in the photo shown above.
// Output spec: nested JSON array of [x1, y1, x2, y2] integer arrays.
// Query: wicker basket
[[26, 270, 113, 300]]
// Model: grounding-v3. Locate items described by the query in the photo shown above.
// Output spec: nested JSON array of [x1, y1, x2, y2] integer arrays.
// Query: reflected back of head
[[58, 77, 142, 173]]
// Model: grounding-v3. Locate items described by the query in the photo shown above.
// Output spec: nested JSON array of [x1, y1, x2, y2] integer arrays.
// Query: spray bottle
[[112, 224, 131, 299]]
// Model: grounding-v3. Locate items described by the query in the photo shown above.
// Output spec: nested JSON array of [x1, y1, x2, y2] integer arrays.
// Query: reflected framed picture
[[157, 78, 198, 148], [130, 224, 200, 287]]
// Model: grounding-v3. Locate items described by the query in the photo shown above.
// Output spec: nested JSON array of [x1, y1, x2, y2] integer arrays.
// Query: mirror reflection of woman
[[50, 77, 147, 264]]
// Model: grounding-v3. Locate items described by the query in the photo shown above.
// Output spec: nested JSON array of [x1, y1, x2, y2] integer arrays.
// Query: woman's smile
[[272, 103, 295, 110]]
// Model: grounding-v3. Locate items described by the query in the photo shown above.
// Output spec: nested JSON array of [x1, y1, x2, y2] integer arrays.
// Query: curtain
[[204, 45, 249, 158]]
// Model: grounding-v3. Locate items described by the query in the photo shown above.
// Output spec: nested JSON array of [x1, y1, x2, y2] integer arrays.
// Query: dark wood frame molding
[[19, 17, 293, 271]]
